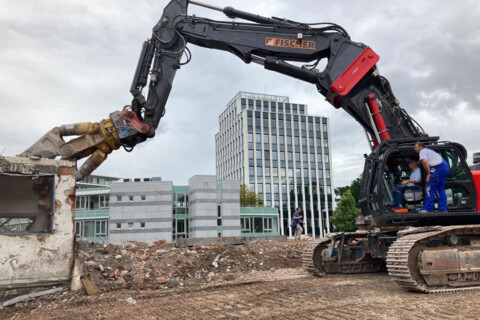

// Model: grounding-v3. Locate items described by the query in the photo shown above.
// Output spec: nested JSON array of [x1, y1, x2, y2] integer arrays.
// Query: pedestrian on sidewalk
[[291, 207, 304, 240]]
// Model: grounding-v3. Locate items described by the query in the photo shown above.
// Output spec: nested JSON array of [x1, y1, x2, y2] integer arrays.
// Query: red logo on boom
[[265, 37, 316, 50]]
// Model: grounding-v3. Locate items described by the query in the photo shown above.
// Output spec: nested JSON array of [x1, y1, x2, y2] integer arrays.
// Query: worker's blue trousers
[[424, 159, 450, 212]]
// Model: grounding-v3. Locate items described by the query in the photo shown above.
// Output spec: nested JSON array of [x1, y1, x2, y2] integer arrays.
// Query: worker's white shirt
[[419, 148, 443, 167], [407, 167, 421, 187]]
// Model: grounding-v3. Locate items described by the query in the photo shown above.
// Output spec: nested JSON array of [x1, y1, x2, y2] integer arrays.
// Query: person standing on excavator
[[414, 142, 450, 213]]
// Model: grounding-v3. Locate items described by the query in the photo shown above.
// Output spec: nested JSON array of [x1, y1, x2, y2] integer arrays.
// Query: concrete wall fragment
[[0, 156, 76, 289]]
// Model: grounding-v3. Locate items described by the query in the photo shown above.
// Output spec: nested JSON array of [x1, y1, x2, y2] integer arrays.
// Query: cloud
[[1, 0, 479, 188]]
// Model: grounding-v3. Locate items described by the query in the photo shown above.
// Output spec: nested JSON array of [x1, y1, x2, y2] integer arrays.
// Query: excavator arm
[[20, 0, 426, 180]]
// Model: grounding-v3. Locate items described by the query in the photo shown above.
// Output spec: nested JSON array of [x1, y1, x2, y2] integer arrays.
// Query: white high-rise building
[[216, 92, 334, 237]]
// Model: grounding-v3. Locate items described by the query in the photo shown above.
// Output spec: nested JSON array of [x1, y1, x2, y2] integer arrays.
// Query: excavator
[[20, 0, 480, 293]]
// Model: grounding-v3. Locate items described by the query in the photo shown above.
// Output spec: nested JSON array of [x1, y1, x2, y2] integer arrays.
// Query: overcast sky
[[1, 0, 480, 188]]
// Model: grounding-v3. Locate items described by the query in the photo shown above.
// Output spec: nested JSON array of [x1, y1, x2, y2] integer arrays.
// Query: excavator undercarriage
[[302, 226, 480, 293]]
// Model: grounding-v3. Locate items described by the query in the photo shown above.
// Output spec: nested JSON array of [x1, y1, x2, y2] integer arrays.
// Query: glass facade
[[74, 175, 119, 243], [172, 185, 189, 239], [216, 92, 334, 237]]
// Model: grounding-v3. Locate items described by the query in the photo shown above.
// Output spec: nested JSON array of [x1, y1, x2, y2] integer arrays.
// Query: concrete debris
[[65, 238, 307, 293], [3, 287, 64, 307], [223, 274, 236, 281], [156, 276, 167, 284], [80, 275, 100, 295], [70, 259, 84, 291], [125, 297, 136, 305]]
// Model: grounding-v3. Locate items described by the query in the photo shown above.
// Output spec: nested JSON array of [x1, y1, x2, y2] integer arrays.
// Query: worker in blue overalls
[[414, 142, 450, 213]]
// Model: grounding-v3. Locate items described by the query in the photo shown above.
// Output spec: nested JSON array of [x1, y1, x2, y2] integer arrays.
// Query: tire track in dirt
[[5, 273, 480, 320]]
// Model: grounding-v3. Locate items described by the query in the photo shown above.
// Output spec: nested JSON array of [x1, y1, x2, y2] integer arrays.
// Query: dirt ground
[[2, 239, 480, 319]]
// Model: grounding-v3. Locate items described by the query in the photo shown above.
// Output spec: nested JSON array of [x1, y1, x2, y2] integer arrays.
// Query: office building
[[74, 174, 280, 243], [75, 175, 119, 242], [215, 92, 334, 237]]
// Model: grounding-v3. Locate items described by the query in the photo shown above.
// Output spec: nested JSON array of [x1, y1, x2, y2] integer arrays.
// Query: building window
[[141, 195, 146, 201], [288, 168, 294, 177], [265, 167, 270, 176], [248, 149, 254, 159], [116, 223, 121, 229], [99, 195, 109, 208], [116, 196, 122, 202], [95, 220, 107, 236], [257, 184, 263, 193], [140, 222, 145, 228], [76, 196, 87, 211], [248, 133, 253, 142], [128, 222, 134, 229], [241, 217, 251, 233], [88, 195, 100, 210], [129, 196, 134, 202]]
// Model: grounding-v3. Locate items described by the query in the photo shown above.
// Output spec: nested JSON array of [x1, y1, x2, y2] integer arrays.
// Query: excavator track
[[302, 232, 385, 276], [302, 236, 330, 276], [387, 225, 480, 293]]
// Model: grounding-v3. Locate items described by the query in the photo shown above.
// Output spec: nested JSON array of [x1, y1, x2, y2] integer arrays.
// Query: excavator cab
[[359, 138, 480, 228]]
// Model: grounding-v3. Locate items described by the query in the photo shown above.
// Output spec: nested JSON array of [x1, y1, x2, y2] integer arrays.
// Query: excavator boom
[[21, 0, 427, 180]]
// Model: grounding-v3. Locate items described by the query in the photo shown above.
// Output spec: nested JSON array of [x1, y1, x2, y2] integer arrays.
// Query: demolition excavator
[[20, 0, 480, 293]]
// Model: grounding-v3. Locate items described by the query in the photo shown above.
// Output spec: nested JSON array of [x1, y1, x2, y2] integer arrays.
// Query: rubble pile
[[77, 239, 308, 292]]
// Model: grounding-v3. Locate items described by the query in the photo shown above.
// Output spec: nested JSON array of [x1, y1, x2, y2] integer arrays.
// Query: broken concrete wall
[[0, 156, 76, 289]]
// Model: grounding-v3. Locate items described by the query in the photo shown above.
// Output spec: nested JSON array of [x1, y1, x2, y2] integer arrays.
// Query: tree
[[349, 177, 362, 206], [331, 190, 360, 232], [240, 184, 263, 207], [334, 176, 362, 209]]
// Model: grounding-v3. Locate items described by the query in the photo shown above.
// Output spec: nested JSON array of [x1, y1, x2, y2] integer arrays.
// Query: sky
[[1, 0, 480, 188]]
